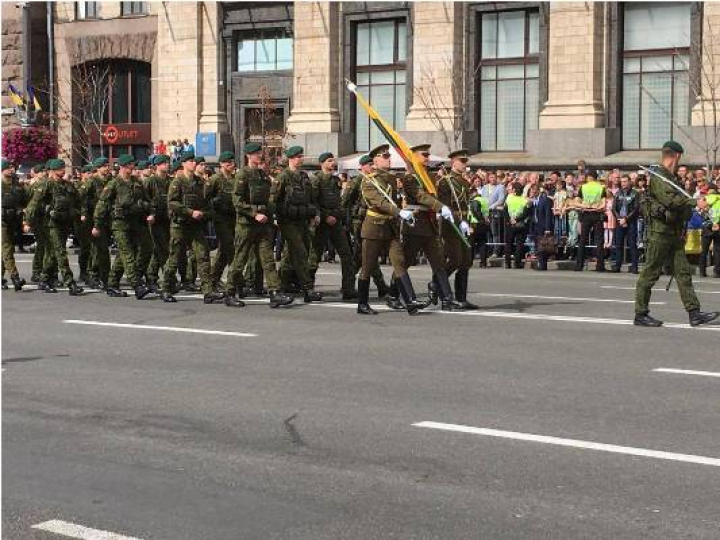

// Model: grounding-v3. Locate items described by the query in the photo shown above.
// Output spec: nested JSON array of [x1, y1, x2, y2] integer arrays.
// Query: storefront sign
[[90, 123, 151, 145]]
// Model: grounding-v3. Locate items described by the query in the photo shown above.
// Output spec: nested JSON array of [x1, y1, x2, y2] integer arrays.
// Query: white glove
[[460, 220, 471, 235], [399, 209, 414, 222], [440, 206, 454, 222]]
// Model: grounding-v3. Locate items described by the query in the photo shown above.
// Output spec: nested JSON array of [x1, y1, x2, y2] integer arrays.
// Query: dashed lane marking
[[653, 368, 720, 378], [472, 292, 664, 305], [413, 421, 720, 468], [602, 285, 720, 294], [32, 520, 143, 540], [63, 319, 256, 337]]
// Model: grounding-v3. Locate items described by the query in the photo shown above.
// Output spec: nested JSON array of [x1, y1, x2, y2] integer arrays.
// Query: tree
[[248, 85, 290, 170]]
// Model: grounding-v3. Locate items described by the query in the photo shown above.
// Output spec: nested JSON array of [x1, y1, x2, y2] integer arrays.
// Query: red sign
[[90, 123, 151, 145]]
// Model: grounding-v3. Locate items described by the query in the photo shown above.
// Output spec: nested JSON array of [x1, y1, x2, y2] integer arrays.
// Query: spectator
[[552, 179, 569, 256], [481, 171, 506, 257], [504, 182, 531, 269], [183, 138, 194, 153], [612, 174, 640, 273], [529, 183, 554, 271]]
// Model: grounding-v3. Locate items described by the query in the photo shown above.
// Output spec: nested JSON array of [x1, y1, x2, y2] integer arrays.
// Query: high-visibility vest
[[706, 193, 720, 223], [468, 194, 489, 224], [506, 194, 527, 220], [581, 181, 604, 205]]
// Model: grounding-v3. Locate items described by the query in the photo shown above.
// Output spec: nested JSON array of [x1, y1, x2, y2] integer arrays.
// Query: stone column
[[404, 1, 465, 153], [691, 2, 720, 127], [197, 1, 230, 157], [285, 1, 342, 157], [539, 2, 605, 130]]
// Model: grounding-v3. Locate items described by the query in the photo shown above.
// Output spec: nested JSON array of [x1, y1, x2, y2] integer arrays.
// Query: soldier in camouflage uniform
[[2, 159, 28, 291], [83, 157, 113, 289], [27, 164, 57, 285], [24, 159, 83, 296], [206, 151, 237, 290], [144, 154, 172, 293], [93, 154, 153, 299], [74, 164, 94, 283]]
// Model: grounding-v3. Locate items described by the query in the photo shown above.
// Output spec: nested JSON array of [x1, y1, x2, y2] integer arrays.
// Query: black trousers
[[577, 212, 605, 269], [614, 220, 639, 270], [700, 230, 720, 275], [505, 225, 527, 268]]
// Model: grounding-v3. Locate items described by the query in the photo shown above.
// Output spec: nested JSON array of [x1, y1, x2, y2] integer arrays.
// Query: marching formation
[[1, 142, 480, 316]]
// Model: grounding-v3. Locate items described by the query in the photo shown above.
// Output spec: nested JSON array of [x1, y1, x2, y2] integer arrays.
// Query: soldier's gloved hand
[[399, 209, 414, 222], [440, 206, 454, 222], [460, 220, 471, 235]]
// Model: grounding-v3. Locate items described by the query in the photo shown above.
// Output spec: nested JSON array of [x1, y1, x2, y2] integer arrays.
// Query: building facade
[[3, 1, 720, 168]]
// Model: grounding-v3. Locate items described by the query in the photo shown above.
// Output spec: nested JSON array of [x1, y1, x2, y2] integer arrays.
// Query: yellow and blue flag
[[7, 83, 24, 107], [27, 85, 41, 111]]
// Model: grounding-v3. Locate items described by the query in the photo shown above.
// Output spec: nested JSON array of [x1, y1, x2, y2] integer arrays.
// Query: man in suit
[[529, 183, 554, 271]]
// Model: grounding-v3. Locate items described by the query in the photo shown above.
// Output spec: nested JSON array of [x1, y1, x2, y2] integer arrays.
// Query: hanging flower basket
[[1, 126, 59, 165]]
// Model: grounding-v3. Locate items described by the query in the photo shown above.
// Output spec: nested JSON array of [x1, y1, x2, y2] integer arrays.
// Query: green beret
[[46, 158, 65, 171], [92, 157, 109, 167], [318, 152, 334, 163], [32, 164, 45, 173], [117, 154, 135, 167], [81, 164, 95, 174], [137, 160, 150, 169], [662, 140, 684, 154], [171, 161, 182, 173], [284, 146, 304, 158], [369, 144, 390, 159], [359, 155, 373, 166], [218, 151, 236, 163], [244, 142, 262, 154], [1, 159, 12, 171], [410, 144, 431, 153], [153, 154, 170, 166], [448, 149, 469, 159], [179, 151, 195, 163], [194, 156, 205, 164]]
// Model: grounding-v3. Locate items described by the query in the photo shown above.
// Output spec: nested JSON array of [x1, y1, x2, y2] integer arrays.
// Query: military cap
[[359, 155, 373, 166], [171, 160, 182, 173], [410, 144, 431, 153], [45, 158, 65, 171], [244, 142, 262, 154], [137, 160, 150, 169], [92, 157, 109, 167], [153, 154, 170, 166], [662, 140, 684, 154], [368, 144, 390, 159], [194, 156, 205, 164], [448, 149, 469, 159], [218, 151, 236, 163], [179, 151, 195, 163], [32, 164, 45, 173], [117, 154, 135, 167], [1, 159, 12, 171], [318, 152, 334, 163], [284, 146, 304, 158], [81, 164, 95, 174]]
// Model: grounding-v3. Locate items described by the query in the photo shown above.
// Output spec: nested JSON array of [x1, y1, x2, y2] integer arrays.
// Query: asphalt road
[[3, 253, 719, 539]]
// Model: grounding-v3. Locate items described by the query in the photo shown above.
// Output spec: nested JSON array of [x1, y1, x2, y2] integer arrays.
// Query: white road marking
[[602, 285, 720, 294], [32, 520, 143, 540], [413, 421, 720, 467], [473, 292, 664, 305], [653, 368, 720, 378], [63, 320, 256, 337]]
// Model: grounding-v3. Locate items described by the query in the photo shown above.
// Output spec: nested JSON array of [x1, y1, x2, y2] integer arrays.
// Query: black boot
[[455, 269, 479, 310], [427, 276, 439, 306], [303, 289, 323, 303], [2, 279, 7, 290], [203, 291, 225, 304], [160, 291, 177, 303], [375, 279, 389, 299], [386, 278, 404, 310], [436, 270, 463, 311], [269, 290, 294, 308], [68, 281, 84, 296], [43, 281, 58, 293], [106, 287, 127, 298], [11, 275, 25, 291], [134, 284, 150, 300], [225, 293, 245, 307], [146, 281, 161, 294], [689, 309, 719, 327], [634, 312, 663, 327], [356, 279, 377, 315], [396, 273, 421, 315]]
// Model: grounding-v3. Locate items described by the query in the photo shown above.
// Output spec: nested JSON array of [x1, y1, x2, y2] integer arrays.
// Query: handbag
[[537, 234, 558, 255]]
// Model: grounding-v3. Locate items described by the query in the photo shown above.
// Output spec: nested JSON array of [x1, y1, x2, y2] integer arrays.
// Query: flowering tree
[[1, 126, 58, 164]]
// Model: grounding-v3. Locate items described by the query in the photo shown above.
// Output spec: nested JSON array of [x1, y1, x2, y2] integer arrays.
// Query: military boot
[[203, 291, 225, 304], [134, 284, 150, 300], [11, 275, 25, 292], [689, 309, 720, 327], [224, 293, 245, 308], [303, 289, 323, 303], [436, 270, 463, 311], [146, 281, 161, 294], [375, 279, 389, 299], [386, 278, 404, 310], [455, 269, 479, 310], [356, 279, 377, 315], [1, 279, 7, 290], [160, 291, 177, 303], [68, 282, 84, 296], [427, 277, 439, 306], [633, 312, 663, 327], [396, 273, 421, 316], [106, 286, 127, 298], [43, 280, 58, 293], [269, 290, 294, 308]]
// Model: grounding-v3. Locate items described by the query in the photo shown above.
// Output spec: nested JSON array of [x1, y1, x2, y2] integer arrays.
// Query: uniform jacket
[[94, 174, 151, 231], [26, 177, 80, 230], [167, 171, 210, 227], [400, 172, 443, 237], [644, 164, 696, 237], [206, 170, 238, 220], [232, 166, 274, 224], [144, 172, 171, 222], [360, 169, 400, 240], [436, 171, 471, 222], [312, 171, 344, 221]]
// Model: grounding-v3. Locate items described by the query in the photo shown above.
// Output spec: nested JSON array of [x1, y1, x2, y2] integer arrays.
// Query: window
[[121, 2, 147, 16], [237, 30, 293, 72], [354, 19, 407, 152], [622, 3, 691, 149], [76, 2, 98, 19], [478, 10, 539, 152]]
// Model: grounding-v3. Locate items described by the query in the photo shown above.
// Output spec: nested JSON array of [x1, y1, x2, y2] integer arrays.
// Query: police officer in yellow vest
[[504, 182, 531, 269], [574, 170, 607, 271], [699, 185, 720, 278]]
